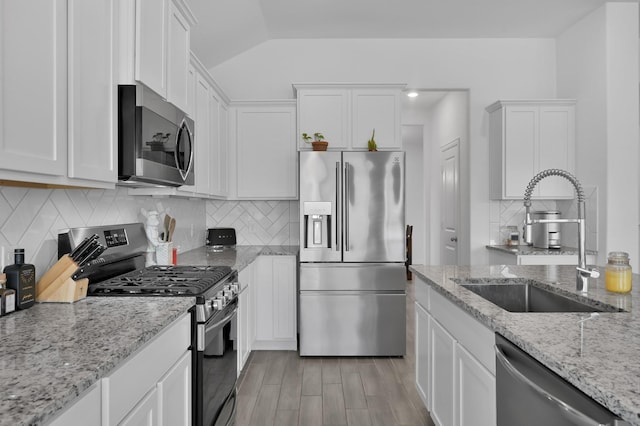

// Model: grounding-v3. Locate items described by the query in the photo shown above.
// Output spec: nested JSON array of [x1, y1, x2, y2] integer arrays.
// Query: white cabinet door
[[272, 256, 297, 340], [253, 256, 297, 350], [49, 382, 101, 426], [503, 106, 537, 199], [0, 0, 67, 177], [487, 100, 576, 200], [191, 73, 210, 195], [135, 0, 167, 97], [297, 89, 349, 149], [351, 89, 401, 150], [430, 318, 456, 426], [217, 103, 229, 197], [415, 301, 431, 410], [235, 103, 297, 199], [120, 387, 158, 426], [237, 262, 254, 373], [208, 91, 222, 196], [537, 106, 575, 198], [185, 61, 195, 118], [456, 344, 496, 426], [67, 0, 117, 184], [166, 0, 190, 112], [158, 351, 191, 426]]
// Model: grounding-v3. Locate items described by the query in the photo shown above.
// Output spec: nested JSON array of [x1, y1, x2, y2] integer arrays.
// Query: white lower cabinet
[[415, 302, 430, 409], [456, 345, 496, 426], [120, 387, 158, 426], [430, 318, 456, 426], [415, 278, 496, 426], [237, 261, 255, 373], [253, 256, 297, 350], [48, 382, 102, 426]]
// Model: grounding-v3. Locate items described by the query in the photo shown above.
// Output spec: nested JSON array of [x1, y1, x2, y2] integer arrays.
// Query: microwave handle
[[174, 118, 194, 181]]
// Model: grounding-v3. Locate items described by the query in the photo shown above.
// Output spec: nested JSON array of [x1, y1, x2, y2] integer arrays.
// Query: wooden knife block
[[36, 255, 88, 303]]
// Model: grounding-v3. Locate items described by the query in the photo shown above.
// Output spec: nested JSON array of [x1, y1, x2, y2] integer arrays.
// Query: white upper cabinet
[[131, 0, 195, 111], [134, 0, 167, 98], [294, 83, 405, 151], [233, 101, 298, 199], [0, 0, 67, 179], [487, 100, 576, 200], [297, 88, 350, 149], [68, 0, 117, 184], [0, 0, 116, 188], [166, 1, 191, 112], [351, 88, 402, 150]]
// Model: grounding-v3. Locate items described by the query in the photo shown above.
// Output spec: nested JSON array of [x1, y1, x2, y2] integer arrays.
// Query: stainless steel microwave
[[118, 84, 194, 187]]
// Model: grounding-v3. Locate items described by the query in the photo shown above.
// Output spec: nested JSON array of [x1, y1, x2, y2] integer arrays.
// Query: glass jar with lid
[[605, 251, 632, 293]]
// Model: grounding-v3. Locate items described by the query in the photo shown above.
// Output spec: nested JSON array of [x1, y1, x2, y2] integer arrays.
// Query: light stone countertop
[[409, 264, 640, 425], [0, 297, 195, 426], [486, 244, 598, 256], [0, 245, 298, 426]]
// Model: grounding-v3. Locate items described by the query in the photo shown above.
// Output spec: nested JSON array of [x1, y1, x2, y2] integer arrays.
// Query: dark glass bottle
[[3, 249, 35, 309], [0, 273, 16, 314]]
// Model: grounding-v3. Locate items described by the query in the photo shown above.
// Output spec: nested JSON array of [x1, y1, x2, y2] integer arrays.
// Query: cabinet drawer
[[103, 313, 190, 425], [430, 290, 495, 374]]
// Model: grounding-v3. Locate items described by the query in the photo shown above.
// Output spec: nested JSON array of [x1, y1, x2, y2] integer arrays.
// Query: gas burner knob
[[212, 298, 225, 310], [223, 289, 234, 299], [223, 285, 231, 292], [230, 283, 239, 294], [216, 291, 227, 302]]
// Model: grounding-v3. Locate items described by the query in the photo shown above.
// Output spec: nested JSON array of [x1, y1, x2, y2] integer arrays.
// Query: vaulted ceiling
[[189, 0, 611, 69]]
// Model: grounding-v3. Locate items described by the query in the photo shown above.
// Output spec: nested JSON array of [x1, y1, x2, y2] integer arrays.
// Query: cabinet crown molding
[[292, 82, 406, 95], [486, 99, 576, 113]]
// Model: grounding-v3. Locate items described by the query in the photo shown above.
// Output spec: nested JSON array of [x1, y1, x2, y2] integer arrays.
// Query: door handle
[[450, 237, 458, 242], [335, 161, 340, 252], [344, 161, 350, 251]]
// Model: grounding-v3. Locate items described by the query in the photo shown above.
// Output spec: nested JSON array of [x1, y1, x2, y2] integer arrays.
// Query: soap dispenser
[[3, 249, 35, 309]]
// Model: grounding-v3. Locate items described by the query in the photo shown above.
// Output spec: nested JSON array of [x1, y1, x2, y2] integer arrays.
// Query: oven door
[[196, 298, 238, 426]]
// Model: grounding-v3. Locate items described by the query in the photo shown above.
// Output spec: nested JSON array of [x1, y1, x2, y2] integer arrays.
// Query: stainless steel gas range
[[59, 223, 239, 426]]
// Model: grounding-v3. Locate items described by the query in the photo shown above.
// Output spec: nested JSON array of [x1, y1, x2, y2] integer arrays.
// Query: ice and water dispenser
[[303, 201, 332, 249]]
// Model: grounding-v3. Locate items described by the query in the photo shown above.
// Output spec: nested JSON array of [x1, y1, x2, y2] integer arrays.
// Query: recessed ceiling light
[[407, 92, 419, 98]]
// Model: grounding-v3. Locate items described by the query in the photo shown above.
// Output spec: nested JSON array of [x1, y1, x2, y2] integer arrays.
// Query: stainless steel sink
[[455, 279, 622, 313]]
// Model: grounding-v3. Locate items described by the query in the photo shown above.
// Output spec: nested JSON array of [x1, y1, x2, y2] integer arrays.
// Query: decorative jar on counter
[[605, 251, 632, 293]]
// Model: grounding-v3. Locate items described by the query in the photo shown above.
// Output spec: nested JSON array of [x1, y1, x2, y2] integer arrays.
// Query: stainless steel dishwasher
[[495, 334, 629, 426]]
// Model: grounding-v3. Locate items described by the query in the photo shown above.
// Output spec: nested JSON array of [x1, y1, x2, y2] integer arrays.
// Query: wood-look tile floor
[[235, 280, 436, 426]]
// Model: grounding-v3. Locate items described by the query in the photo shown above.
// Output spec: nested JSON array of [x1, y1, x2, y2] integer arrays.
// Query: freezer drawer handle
[[495, 344, 626, 426]]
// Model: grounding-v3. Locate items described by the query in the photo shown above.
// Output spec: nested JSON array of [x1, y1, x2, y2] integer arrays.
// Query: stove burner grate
[[89, 265, 232, 296]]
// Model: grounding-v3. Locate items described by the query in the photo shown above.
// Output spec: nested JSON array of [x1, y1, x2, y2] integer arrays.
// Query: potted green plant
[[302, 132, 329, 151], [367, 129, 377, 152]]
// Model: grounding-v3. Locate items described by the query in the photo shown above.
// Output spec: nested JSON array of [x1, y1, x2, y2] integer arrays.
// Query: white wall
[[212, 38, 557, 264], [557, 2, 639, 266], [402, 125, 425, 264], [425, 91, 469, 264]]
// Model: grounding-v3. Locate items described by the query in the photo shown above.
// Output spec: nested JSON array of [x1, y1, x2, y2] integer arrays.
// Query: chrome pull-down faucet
[[522, 169, 599, 292]]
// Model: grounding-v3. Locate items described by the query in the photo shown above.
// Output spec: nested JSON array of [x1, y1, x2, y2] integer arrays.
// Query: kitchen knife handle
[[335, 161, 340, 252], [344, 161, 350, 251]]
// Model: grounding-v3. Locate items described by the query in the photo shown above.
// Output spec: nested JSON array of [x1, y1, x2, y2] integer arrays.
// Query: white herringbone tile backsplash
[[206, 200, 300, 246], [0, 186, 301, 280], [0, 187, 207, 279]]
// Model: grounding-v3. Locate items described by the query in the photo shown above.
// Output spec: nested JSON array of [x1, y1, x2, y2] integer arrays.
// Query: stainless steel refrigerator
[[299, 151, 406, 356]]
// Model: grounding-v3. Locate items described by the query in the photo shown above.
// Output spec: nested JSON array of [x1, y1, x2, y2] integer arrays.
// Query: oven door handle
[[198, 307, 238, 351], [205, 308, 238, 335]]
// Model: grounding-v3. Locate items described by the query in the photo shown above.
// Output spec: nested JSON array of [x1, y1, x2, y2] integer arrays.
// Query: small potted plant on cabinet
[[367, 129, 378, 152], [302, 132, 329, 151]]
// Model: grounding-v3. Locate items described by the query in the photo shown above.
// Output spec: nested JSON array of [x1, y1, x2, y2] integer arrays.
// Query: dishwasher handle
[[495, 344, 628, 426]]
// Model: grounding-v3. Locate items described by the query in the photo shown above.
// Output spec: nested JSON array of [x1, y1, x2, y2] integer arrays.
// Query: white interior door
[[441, 139, 459, 265]]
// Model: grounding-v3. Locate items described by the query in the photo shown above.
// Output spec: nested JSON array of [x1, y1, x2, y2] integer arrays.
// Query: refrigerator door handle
[[344, 161, 350, 251], [336, 161, 340, 252]]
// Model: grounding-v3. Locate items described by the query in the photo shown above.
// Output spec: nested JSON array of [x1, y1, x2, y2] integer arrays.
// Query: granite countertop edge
[[409, 264, 640, 426], [486, 244, 598, 256], [0, 245, 298, 426]]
